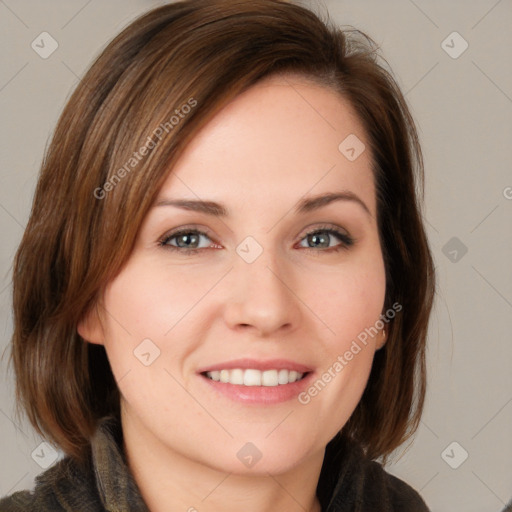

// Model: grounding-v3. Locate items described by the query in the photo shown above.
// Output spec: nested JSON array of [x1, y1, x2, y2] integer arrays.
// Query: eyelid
[[158, 224, 216, 243], [297, 222, 350, 239]]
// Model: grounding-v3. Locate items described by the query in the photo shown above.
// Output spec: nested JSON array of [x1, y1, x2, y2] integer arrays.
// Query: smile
[[198, 358, 314, 403], [204, 368, 306, 386]]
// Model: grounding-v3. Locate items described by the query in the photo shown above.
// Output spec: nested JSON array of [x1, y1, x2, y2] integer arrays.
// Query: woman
[[1, 0, 435, 510]]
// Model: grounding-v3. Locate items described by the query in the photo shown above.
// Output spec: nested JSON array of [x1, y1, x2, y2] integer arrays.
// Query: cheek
[[99, 260, 221, 386], [102, 261, 211, 341], [300, 253, 386, 351], [292, 254, 386, 443]]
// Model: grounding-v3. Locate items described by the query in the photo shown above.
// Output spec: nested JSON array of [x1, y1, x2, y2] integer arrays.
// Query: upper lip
[[197, 358, 313, 374]]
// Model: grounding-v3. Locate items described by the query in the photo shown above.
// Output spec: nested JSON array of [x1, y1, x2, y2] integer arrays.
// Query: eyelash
[[157, 224, 355, 255]]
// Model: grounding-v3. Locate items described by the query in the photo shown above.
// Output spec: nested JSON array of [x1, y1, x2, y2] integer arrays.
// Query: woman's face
[[81, 74, 386, 474]]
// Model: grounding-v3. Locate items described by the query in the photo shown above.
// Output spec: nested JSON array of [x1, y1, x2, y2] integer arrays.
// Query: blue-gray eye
[[299, 228, 353, 251], [160, 230, 212, 250]]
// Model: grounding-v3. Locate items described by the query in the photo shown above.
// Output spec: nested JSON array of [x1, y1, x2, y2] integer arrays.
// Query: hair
[[10, 0, 435, 466]]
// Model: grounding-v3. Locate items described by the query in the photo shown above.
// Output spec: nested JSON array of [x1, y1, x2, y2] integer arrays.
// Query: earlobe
[[376, 328, 387, 350], [77, 304, 105, 345]]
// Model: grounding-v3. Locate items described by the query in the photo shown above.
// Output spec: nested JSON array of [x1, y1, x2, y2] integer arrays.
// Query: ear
[[375, 327, 387, 350], [77, 304, 105, 345]]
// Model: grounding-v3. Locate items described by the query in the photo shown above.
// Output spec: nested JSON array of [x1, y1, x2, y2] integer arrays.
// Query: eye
[[158, 224, 354, 255], [158, 228, 218, 254], [297, 225, 354, 252]]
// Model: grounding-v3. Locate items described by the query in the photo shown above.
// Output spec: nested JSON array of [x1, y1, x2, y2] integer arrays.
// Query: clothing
[[0, 417, 430, 511]]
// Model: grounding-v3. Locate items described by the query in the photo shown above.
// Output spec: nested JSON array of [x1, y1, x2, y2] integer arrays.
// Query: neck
[[121, 410, 324, 512]]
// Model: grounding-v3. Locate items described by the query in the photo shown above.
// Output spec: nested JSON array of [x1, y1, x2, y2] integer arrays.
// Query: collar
[[91, 416, 149, 511]]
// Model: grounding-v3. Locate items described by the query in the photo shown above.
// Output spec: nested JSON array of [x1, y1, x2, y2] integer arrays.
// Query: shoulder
[[319, 436, 430, 511], [0, 491, 37, 512], [0, 455, 102, 512], [371, 461, 430, 512], [355, 455, 430, 511]]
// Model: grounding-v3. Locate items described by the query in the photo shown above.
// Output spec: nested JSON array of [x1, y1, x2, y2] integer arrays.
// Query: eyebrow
[[154, 191, 371, 218], [295, 191, 371, 217]]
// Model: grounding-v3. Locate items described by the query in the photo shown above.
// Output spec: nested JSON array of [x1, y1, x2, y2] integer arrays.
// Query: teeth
[[244, 369, 261, 386], [278, 369, 289, 384], [262, 370, 278, 386], [205, 368, 304, 386], [231, 368, 244, 385]]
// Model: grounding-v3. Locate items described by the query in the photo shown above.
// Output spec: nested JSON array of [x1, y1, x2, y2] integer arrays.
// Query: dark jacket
[[0, 417, 430, 511]]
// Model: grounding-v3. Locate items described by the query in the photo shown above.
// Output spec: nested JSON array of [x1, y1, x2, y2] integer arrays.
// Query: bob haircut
[[11, 0, 435, 465]]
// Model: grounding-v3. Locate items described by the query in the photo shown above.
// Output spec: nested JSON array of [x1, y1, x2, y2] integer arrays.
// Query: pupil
[[310, 232, 328, 248], [178, 233, 198, 248]]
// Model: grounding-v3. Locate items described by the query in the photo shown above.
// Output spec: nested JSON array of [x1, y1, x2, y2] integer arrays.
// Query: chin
[[195, 436, 318, 476]]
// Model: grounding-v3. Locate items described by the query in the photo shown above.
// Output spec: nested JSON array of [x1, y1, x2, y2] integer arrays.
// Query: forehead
[[158, 74, 375, 216]]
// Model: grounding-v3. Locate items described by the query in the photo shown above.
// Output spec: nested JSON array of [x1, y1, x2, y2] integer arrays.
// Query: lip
[[199, 371, 314, 404], [197, 359, 315, 405], [197, 358, 313, 374]]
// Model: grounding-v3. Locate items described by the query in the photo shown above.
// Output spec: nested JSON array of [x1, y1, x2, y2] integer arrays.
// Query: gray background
[[0, 0, 511, 510]]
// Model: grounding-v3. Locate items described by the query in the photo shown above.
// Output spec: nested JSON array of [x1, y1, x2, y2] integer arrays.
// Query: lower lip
[[199, 372, 314, 404]]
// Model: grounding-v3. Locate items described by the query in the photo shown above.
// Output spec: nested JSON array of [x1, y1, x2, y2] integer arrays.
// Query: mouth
[[201, 368, 309, 386], [197, 359, 314, 404]]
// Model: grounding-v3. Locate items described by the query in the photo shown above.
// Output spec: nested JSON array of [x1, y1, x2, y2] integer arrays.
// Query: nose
[[222, 252, 302, 337]]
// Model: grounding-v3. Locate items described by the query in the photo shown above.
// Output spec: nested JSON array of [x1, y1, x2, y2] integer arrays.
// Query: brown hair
[[10, 0, 435, 464]]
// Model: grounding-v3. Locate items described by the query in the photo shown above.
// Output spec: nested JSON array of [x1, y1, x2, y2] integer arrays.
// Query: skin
[[79, 74, 387, 512]]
